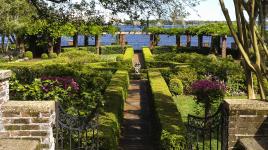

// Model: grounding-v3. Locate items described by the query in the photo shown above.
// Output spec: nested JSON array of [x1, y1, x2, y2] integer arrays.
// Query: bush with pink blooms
[[191, 79, 226, 118]]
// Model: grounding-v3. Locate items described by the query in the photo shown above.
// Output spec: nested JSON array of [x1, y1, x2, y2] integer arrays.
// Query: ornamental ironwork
[[187, 104, 228, 150], [54, 103, 99, 150]]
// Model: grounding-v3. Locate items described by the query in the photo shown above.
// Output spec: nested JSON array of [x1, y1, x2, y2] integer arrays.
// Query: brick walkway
[[119, 53, 154, 150]]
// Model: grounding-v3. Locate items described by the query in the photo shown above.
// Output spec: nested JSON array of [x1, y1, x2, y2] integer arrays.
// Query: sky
[[185, 0, 236, 21], [71, 0, 236, 21]]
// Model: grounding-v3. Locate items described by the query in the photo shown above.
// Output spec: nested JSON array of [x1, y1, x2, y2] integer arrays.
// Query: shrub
[[173, 67, 198, 94], [101, 45, 123, 54], [148, 71, 186, 149], [142, 47, 154, 68], [169, 78, 183, 95], [191, 79, 226, 117], [62, 47, 96, 53], [41, 53, 49, 59], [122, 47, 134, 68], [59, 50, 100, 64], [24, 51, 33, 59], [152, 46, 176, 54], [49, 52, 57, 58], [116, 55, 124, 61], [207, 54, 217, 62], [99, 70, 129, 150]]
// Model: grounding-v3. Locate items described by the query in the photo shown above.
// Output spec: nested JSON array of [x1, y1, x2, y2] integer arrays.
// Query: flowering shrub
[[41, 76, 79, 92], [191, 79, 226, 117]]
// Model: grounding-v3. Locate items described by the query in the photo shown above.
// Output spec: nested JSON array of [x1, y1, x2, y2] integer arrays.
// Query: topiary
[[116, 55, 124, 61], [49, 52, 58, 58], [169, 78, 184, 95], [41, 53, 49, 59], [24, 51, 33, 59]]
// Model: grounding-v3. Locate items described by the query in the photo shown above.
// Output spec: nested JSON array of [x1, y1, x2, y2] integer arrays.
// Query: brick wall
[[0, 101, 56, 150], [224, 99, 268, 150], [0, 70, 56, 150], [0, 70, 12, 131]]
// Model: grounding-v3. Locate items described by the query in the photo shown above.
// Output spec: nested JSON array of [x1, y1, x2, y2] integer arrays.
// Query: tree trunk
[[54, 37, 61, 54], [95, 35, 100, 54], [198, 35, 203, 48], [47, 36, 53, 53], [84, 35, 88, 47], [176, 35, 181, 48], [150, 34, 154, 49], [221, 35, 227, 58], [1, 34, 5, 53], [186, 34, 191, 47], [73, 33, 78, 47], [245, 66, 256, 99]]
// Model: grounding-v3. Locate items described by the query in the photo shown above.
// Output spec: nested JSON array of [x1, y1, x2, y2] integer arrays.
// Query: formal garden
[[0, 0, 268, 150]]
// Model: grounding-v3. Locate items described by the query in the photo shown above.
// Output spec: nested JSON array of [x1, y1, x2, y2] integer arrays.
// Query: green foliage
[[144, 23, 234, 36], [41, 53, 49, 59], [59, 50, 101, 64], [62, 46, 96, 53], [152, 46, 177, 54], [116, 55, 124, 61], [173, 67, 198, 94], [148, 71, 186, 149], [24, 51, 33, 59], [144, 27, 185, 35], [122, 47, 134, 68], [169, 78, 183, 95], [101, 45, 123, 54], [49, 52, 58, 58], [99, 70, 129, 150], [142, 47, 154, 68]]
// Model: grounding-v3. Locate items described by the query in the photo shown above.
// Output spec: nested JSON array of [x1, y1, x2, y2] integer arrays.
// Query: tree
[[219, 0, 268, 100], [0, 0, 36, 53]]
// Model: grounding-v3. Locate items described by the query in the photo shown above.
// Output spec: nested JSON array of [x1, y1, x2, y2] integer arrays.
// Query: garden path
[[119, 52, 154, 150]]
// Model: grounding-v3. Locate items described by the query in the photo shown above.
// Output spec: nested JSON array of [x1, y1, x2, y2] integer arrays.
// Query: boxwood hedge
[[99, 70, 129, 150], [148, 71, 186, 150]]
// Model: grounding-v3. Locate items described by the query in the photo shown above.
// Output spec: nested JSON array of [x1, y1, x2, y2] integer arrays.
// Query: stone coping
[[0, 139, 39, 150], [0, 70, 11, 81], [2, 101, 55, 113], [224, 99, 268, 110], [239, 137, 268, 150]]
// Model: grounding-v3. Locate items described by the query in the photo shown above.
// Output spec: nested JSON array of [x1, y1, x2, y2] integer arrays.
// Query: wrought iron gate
[[186, 104, 228, 150], [54, 103, 99, 150]]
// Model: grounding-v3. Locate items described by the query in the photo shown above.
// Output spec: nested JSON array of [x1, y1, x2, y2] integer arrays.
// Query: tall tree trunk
[[176, 35, 181, 48], [47, 36, 53, 53], [95, 35, 100, 54], [54, 37, 61, 54], [221, 35, 227, 58], [84, 35, 88, 47], [15, 35, 26, 53], [73, 33, 78, 47], [198, 35, 203, 48], [186, 34, 191, 47]]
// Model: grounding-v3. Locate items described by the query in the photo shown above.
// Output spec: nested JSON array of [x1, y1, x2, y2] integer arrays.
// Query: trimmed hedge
[[142, 47, 154, 68], [101, 45, 123, 54], [123, 47, 134, 68], [148, 71, 186, 149], [62, 46, 96, 53], [99, 70, 129, 150]]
